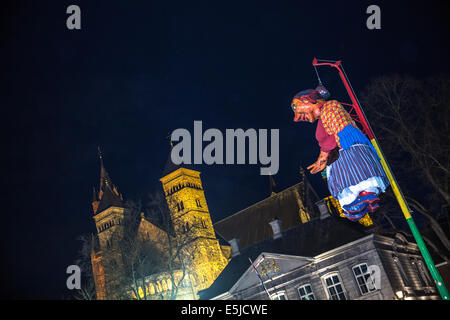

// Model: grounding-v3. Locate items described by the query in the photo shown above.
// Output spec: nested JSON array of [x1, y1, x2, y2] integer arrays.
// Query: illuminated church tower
[[90, 148, 126, 300], [160, 151, 229, 296]]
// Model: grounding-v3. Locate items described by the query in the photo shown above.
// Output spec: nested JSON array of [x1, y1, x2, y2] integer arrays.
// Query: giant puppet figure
[[292, 87, 390, 221]]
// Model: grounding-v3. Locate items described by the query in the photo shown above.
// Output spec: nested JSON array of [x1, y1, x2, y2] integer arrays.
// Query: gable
[[229, 253, 313, 294]]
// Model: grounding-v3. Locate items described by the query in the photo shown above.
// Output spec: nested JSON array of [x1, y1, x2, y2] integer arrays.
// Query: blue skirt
[[326, 143, 390, 220]]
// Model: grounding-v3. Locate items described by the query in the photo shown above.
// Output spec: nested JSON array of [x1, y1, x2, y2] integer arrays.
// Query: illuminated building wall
[[159, 167, 229, 298]]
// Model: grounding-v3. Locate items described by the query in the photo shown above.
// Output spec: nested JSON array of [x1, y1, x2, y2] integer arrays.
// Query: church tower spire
[[92, 147, 123, 215]]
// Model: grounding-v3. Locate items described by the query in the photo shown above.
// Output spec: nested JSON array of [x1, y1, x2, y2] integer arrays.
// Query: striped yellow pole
[[371, 138, 449, 300], [312, 58, 448, 299], [371, 139, 411, 219]]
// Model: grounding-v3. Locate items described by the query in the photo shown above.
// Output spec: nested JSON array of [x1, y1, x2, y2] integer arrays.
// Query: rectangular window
[[410, 257, 432, 287], [298, 284, 315, 300], [393, 254, 410, 287], [324, 274, 346, 300], [352, 263, 377, 295]]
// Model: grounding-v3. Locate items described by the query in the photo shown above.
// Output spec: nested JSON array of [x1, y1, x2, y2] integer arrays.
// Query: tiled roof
[[199, 215, 369, 300]]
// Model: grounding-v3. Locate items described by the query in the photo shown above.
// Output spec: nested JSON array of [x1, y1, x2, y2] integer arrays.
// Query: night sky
[[1, 0, 449, 299]]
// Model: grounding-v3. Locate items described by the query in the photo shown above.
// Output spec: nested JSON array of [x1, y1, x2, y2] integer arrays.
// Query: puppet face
[[292, 98, 316, 122]]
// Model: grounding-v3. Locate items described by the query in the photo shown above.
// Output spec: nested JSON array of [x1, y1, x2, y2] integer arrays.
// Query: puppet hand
[[307, 152, 328, 174], [307, 161, 326, 174]]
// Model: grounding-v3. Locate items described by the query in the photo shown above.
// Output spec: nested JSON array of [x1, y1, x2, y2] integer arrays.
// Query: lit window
[[324, 274, 346, 300], [352, 263, 377, 295], [298, 284, 315, 300], [149, 283, 155, 295], [158, 281, 163, 292], [138, 286, 144, 299]]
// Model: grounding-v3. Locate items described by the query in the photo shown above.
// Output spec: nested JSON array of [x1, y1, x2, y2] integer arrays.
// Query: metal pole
[[249, 258, 272, 299], [312, 57, 449, 300]]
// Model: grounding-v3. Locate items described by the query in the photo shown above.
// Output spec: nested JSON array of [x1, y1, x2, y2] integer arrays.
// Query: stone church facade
[[89, 151, 230, 300]]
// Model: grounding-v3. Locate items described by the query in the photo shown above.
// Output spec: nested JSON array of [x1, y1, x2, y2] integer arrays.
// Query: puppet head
[[291, 89, 322, 122]]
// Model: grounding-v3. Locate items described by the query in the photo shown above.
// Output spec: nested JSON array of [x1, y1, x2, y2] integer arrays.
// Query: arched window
[[180, 201, 184, 210], [297, 284, 315, 300], [157, 281, 162, 292], [271, 291, 287, 300], [138, 286, 144, 299], [162, 280, 168, 291], [149, 283, 155, 295]]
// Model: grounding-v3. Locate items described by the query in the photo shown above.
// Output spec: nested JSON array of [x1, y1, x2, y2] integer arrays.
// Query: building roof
[[199, 214, 369, 300], [213, 181, 321, 249]]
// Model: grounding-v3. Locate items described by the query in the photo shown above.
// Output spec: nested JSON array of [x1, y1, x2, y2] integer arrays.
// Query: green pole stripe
[[406, 217, 449, 300]]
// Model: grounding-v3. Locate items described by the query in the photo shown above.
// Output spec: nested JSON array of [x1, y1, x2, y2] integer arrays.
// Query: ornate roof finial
[[98, 146, 104, 164], [97, 146, 109, 190]]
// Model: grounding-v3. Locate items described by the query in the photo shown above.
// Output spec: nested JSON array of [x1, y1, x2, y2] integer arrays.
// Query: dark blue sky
[[1, 0, 449, 299]]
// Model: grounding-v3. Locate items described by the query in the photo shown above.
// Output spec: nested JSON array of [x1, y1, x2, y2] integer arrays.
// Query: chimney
[[316, 199, 331, 220], [229, 238, 240, 257], [269, 219, 282, 239]]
